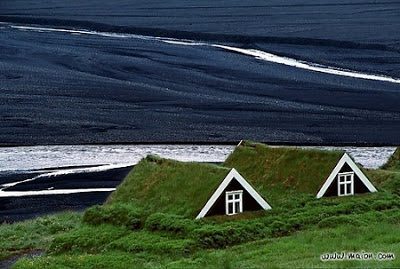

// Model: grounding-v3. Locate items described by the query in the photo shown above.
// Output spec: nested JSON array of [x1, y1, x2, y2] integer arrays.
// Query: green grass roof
[[223, 141, 345, 202], [107, 142, 388, 217], [381, 147, 400, 171], [107, 155, 230, 217], [365, 168, 400, 194]]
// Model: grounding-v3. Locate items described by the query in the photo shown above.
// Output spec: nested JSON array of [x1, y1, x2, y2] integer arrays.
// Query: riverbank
[[0, 166, 132, 223]]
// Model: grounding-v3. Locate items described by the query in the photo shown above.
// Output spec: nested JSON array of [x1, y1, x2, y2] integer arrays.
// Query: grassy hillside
[[366, 169, 400, 195], [12, 222, 400, 268], [9, 190, 400, 268], [382, 147, 400, 171], [0, 212, 81, 261], [224, 141, 344, 202], [170, 221, 400, 268], [106, 155, 230, 218]]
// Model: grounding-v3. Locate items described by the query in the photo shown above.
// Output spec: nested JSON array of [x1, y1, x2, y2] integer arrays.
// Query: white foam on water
[[2, 175, 39, 188], [0, 144, 234, 174], [10, 25, 131, 38], [213, 45, 400, 84], [1, 163, 134, 189], [163, 40, 207, 46], [0, 188, 116, 197]]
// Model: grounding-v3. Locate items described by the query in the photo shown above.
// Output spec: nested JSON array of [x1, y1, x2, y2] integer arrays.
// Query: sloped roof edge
[[195, 168, 271, 219], [316, 153, 377, 198]]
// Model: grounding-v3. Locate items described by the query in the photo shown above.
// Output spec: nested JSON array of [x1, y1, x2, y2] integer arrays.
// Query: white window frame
[[337, 172, 354, 196], [225, 190, 243, 215]]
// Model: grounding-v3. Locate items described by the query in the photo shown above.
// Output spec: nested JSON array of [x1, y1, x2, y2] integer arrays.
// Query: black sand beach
[[0, 0, 399, 145]]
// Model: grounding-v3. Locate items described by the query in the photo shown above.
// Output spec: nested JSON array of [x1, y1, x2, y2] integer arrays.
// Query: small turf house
[[195, 167, 271, 219], [224, 141, 377, 199], [315, 152, 377, 198], [107, 155, 272, 219]]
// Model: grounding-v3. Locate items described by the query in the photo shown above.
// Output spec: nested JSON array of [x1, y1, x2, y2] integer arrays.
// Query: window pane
[[227, 194, 233, 200], [235, 194, 240, 199], [235, 202, 241, 213], [228, 203, 233, 214], [346, 182, 352, 194], [340, 184, 345, 195]]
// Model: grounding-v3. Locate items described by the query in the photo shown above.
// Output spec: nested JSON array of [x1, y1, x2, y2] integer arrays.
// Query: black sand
[[0, 1, 399, 145], [0, 192, 111, 223]]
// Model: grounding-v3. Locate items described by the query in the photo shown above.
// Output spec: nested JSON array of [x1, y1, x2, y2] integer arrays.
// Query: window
[[225, 190, 243, 215], [337, 172, 354, 196]]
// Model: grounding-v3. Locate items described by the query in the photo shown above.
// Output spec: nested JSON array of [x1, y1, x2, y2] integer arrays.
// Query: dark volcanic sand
[[0, 166, 133, 223], [0, 0, 399, 145], [0, 192, 111, 223]]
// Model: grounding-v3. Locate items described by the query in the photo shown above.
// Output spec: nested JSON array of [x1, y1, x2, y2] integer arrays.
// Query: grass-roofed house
[[224, 141, 377, 201], [107, 155, 272, 219]]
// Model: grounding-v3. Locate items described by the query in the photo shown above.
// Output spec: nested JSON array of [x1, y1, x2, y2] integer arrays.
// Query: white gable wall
[[195, 168, 271, 219], [316, 153, 377, 198]]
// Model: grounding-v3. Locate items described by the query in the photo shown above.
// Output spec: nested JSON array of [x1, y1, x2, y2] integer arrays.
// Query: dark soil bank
[[0, 1, 399, 145]]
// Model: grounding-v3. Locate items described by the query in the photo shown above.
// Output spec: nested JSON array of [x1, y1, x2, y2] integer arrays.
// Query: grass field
[[2, 189, 399, 268], [0, 212, 81, 261]]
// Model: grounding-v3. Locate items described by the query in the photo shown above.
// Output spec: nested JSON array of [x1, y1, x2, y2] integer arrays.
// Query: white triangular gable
[[195, 168, 271, 219], [316, 153, 377, 198]]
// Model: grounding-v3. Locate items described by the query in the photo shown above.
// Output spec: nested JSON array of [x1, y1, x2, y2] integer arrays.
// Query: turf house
[[225, 141, 378, 199], [195, 167, 272, 219], [107, 155, 272, 219]]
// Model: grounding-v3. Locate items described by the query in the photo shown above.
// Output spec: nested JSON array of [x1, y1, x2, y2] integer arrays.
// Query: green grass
[[14, 220, 400, 268], [11, 190, 400, 268], [381, 147, 400, 171], [223, 141, 345, 203], [170, 222, 400, 268], [0, 211, 81, 260], [12, 252, 153, 269], [366, 169, 400, 195], [107, 155, 230, 218], [48, 224, 130, 254]]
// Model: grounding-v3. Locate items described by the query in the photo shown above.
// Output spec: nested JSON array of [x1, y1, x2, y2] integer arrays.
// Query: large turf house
[[107, 155, 272, 219], [224, 141, 377, 200]]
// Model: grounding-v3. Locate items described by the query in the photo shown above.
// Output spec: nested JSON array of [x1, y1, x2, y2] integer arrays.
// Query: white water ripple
[[0, 188, 116, 197], [6, 24, 400, 84], [213, 45, 400, 84]]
